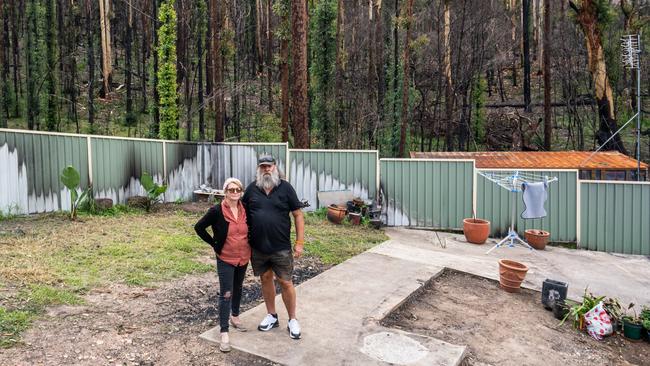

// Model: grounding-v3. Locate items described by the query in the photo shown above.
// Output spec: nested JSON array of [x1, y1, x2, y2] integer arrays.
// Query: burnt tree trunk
[[522, 0, 531, 112], [290, 0, 309, 147], [543, 0, 551, 149], [86, 0, 95, 132], [570, 0, 627, 154], [398, 0, 414, 157]]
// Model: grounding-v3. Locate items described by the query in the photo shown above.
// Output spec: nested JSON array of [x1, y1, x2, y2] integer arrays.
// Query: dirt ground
[[383, 269, 650, 366], [0, 253, 329, 366]]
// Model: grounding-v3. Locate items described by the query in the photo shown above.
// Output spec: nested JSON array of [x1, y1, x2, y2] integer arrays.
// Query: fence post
[[162, 141, 167, 183], [87, 136, 93, 187], [285, 142, 291, 181], [576, 176, 581, 248]]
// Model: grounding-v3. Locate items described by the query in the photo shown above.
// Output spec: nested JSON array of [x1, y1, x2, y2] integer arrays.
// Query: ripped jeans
[[216, 257, 248, 332]]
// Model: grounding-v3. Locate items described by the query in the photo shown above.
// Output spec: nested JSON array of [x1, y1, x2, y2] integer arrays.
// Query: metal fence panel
[[91, 137, 165, 204], [205, 143, 287, 191], [288, 150, 378, 210], [380, 159, 474, 228], [1, 130, 89, 214], [580, 181, 650, 255], [477, 169, 577, 242], [165, 142, 204, 202]]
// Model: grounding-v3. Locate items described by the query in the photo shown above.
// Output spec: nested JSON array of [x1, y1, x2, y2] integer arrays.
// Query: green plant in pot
[[642, 306, 650, 342], [622, 303, 644, 341], [559, 289, 603, 330], [603, 297, 624, 333]]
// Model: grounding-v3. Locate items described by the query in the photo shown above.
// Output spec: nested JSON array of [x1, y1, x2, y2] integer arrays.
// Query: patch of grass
[[0, 308, 32, 348], [78, 204, 143, 217], [0, 204, 22, 221], [22, 284, 83, 308], [0, 209, 214, 346], [298, 212, 388, 265]]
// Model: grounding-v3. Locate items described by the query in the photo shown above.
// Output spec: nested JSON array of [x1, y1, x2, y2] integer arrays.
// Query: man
[[242, 154, 305, 340]]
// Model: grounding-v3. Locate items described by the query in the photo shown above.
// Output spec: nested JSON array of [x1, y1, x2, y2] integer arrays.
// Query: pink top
[[219, 200, 251, 266]]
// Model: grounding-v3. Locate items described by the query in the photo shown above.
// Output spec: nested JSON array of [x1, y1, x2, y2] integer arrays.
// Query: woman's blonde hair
[[222, 177, 243, 192]]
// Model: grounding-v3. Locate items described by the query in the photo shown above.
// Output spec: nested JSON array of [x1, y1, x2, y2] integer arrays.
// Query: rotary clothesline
[[478, 171, 558, 254], [480, 171, 558, 192]]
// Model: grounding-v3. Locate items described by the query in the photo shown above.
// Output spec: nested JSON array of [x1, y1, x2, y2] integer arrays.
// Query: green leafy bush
[[140, 172, 167, 212], [60, 166, 91, 220]]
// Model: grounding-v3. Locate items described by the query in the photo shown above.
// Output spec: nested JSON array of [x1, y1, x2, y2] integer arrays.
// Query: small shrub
[[140, 172, 167, 212], [60, 166, 91, 220]]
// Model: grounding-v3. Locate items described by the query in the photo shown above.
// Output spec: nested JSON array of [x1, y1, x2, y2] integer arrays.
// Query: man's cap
[[258, 154, 276, 166]]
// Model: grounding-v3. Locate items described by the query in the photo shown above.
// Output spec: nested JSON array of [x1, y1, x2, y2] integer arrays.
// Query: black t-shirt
[[242, 180, 302, 253]]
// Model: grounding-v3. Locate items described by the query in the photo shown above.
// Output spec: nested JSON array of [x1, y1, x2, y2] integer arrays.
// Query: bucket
[[541, 279, 568, 310]]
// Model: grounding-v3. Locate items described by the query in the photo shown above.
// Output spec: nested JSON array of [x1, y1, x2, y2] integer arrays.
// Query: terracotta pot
[[327, 204, 347, 224], [524, 229, 550, 250], [463, 218, 491, 244], [498, 259, 529, 293], [348, 212, 362, 225]]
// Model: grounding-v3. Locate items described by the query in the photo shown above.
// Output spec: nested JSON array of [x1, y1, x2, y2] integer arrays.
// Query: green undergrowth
[[298, 209, 389, 264]]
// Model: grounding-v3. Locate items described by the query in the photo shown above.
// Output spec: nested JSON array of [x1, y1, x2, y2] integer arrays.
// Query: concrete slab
[[200, 227, 650, 365], [375, 228, 650, 306], [200, 252, 465, 365]]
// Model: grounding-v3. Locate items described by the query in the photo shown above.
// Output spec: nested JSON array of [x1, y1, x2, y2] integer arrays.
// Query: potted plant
[[559, 289, 604, 330], [641, 306, 650, 342], [622, 303, 644, 341], [553, 300, 571, 320], [643, 319, 650, 342], [348, 212, 362, 225], [524, 229, 550, 250], [463, 211, 490, 244], [603, 297, 624, 333]]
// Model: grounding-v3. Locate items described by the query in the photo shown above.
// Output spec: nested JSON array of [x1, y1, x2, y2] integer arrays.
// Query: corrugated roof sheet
[[409, 151, 648, 170]]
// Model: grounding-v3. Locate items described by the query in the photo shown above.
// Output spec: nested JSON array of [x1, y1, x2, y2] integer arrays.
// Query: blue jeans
[[216, 257, 247, 332]]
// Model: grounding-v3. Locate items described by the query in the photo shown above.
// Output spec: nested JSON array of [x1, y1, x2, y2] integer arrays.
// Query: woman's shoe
[[230, 316, 247, 332], [219, 333, 231, 353]]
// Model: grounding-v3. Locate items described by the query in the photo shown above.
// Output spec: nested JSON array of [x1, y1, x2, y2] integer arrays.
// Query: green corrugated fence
[[380, 159, 475, 228], [1, 130, 89, 213], [91, 137, 165, 204], [0, 129, 288, 211], [579, 181, 650, 255], [288, 149, 378, 209], [2, 128, 650, 257], [477, 170, 578, 242]]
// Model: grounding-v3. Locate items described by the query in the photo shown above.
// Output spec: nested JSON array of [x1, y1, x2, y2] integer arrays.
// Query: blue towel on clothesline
[[521, 181, 547, 219]]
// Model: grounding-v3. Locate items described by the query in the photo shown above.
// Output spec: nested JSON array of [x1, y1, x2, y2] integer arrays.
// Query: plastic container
[[622, 319, 643, 340], [541, 279, 568, 310]]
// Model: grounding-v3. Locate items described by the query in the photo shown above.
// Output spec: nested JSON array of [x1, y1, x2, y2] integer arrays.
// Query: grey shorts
[[251, 249, 293, 281]]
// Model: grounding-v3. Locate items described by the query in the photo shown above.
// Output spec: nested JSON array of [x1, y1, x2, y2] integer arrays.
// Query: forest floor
[[0, 203, 387, 365], [383, 269, 650, 366]]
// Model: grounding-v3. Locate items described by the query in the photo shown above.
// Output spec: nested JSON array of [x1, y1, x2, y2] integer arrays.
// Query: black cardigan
[[194, 204, 230, 255]]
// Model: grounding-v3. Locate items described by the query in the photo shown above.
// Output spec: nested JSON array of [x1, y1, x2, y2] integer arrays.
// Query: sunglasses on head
[[226, 187, 242, 194]]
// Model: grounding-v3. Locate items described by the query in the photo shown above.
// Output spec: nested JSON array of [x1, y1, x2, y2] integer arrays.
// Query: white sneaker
[[258, 313, 279, 331], [287, 318, 301, 339]]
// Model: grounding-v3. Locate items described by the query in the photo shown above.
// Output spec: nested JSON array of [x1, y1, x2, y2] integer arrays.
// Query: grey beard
[[256, 169, 280, 191]]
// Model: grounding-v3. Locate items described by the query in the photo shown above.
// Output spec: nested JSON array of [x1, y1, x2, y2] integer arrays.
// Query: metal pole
[[637, 34, 641, 181]]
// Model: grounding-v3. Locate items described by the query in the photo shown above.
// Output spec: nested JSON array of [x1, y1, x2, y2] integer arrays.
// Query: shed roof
[[409, 151, 648, 170]]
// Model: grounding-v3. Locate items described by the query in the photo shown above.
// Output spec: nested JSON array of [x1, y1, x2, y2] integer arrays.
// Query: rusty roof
[[409, 151, 648, 170]]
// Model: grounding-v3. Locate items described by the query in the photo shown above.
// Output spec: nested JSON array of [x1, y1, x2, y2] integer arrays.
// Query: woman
[[194, 178, 251, 352]]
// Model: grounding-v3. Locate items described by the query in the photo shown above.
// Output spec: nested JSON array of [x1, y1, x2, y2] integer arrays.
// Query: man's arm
[[292, 209, 305, 258]]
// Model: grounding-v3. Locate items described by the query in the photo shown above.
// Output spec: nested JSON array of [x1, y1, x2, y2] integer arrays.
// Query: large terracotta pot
[[463, 218, 490, 244], [524, 229, 550, 250], [498, 259, 529, 293], [327, 204, 347, 224]]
